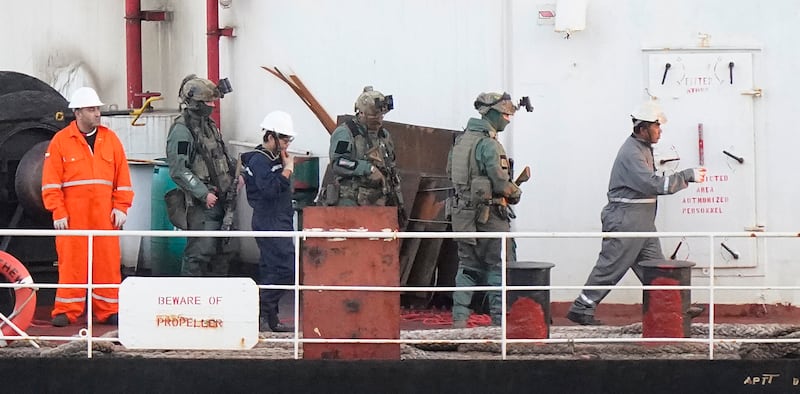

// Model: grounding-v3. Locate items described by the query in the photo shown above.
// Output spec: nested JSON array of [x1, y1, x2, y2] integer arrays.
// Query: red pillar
[[125, 0, 143, 109], [206, 0, 221, 126]]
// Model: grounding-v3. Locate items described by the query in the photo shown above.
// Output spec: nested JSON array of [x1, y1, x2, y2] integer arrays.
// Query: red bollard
[[638, 259, 696, 338]]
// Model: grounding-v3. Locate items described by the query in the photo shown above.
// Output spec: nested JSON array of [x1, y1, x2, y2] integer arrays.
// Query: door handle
[[740, 88, 763, 97]]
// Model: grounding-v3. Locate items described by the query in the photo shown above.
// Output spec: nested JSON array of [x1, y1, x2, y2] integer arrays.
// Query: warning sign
[[118, 277, 259, 350]]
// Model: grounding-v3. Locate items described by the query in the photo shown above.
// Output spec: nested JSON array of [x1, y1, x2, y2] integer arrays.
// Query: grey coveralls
[[569, 134, 697, 317]]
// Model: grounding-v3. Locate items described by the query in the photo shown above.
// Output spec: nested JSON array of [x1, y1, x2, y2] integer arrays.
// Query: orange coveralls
[[41, 121, 134, 323]]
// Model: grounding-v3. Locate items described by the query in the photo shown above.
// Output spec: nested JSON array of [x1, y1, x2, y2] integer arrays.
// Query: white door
[[647, 52, 759, 269]]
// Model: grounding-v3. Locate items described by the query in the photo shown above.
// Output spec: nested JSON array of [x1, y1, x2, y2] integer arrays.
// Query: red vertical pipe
[[206, 0, 221, 126], [125, 0, 143, 109]]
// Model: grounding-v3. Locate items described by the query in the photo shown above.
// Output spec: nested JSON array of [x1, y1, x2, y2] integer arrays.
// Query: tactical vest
[[343, 119, 394, 187], [449, 131, 492, 205], [175, 114, 233, 192]]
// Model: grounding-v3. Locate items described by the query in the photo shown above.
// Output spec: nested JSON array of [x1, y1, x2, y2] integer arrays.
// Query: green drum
[[150, 161, 186, 276]]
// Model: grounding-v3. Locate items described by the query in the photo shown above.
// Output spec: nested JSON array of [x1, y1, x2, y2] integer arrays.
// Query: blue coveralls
[[241, 146, 295, 324]]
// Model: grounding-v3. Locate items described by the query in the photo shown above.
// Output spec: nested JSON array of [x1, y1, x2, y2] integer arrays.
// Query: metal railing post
[[85, 233, 94, 358], [500, 234, 508, 360], [708, 234, 716, 360]]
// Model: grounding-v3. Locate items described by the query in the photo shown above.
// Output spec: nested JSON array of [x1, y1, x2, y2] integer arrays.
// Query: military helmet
[[354, 86, 394, 115], [474, 92, 518, 115], [179, 74, 220, 104]]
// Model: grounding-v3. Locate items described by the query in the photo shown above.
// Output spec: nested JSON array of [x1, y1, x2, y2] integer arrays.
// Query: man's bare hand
[[206, 192, 218, 208]]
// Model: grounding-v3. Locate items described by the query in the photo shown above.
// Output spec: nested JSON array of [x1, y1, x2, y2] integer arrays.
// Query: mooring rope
[[0, 323, 798, 359]]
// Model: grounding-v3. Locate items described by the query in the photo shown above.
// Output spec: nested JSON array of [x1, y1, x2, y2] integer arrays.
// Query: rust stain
[[343, 299, 361, 313], [306, 246, 325, 267]]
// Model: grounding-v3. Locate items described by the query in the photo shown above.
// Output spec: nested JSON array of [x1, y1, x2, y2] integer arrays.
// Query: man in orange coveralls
[[41, 87, 134, 327]]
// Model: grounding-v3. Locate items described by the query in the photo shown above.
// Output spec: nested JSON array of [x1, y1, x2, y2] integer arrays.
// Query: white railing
[[1, 228, 799, 360]]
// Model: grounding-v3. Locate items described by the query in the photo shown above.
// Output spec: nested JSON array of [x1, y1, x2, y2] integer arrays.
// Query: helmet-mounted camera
[[374, 95, 394, 113], [217, 78, 233, 98], [518, 96, 533, 112]]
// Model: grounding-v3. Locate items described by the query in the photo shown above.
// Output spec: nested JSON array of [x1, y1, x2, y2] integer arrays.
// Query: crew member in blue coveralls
[[241, 110, 296, 332]]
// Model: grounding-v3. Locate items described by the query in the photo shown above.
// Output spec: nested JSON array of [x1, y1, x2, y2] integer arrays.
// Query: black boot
[[686, 305, 706, 319], [567, 311, 604, 326], [259, 313, 293, 332]]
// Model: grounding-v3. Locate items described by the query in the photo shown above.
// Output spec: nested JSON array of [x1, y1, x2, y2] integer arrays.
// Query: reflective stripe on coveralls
[[608, 197, 657, 204]]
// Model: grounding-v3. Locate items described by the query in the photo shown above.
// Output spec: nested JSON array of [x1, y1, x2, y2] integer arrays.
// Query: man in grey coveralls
[[567, 101, 707, 325]]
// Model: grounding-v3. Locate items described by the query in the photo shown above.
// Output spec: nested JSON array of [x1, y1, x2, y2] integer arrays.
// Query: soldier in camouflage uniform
[[166, 74, 238, 276], [448, 92, 522, 328], [324, 86, 401, 208]]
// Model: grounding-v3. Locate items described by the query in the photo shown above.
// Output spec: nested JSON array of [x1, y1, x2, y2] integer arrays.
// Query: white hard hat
[[259, 110, 297, 137], [68, 87, 104, 109], [631, 101, 667, 125]]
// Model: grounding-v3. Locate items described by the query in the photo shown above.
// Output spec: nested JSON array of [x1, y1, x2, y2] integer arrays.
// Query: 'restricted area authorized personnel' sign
[[118, 277, 259, 350]]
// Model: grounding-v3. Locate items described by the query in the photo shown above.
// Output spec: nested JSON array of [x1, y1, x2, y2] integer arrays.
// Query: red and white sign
[[119, 277, 259, 350]]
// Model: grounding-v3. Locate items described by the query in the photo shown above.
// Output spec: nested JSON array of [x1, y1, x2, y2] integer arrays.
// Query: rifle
[[367, 145, 407, 228], [514, 166, 531, 186], [191, 121, 237, 233], [506, 158, 531, 186], [492, 164, 531, 218], [220, 155, 242, 232]]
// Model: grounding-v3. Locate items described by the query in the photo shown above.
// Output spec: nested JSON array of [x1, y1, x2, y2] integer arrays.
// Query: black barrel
[[506, 261, 555, 339], [638, 259, 696, 338]]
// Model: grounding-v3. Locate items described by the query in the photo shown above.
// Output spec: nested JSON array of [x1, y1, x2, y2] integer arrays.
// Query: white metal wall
[[3, 0, 800, 305]]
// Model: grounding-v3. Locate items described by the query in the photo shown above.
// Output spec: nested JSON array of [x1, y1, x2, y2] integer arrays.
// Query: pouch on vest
[[476, 205, 490, 224], [165, 188, 188, 230], [451, 201, 477, 245], [470, 177, 492, 204], [323, 183, 339, 206]]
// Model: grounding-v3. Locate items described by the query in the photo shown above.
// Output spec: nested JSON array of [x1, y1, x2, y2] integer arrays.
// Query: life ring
[[0, 251, 37, 337]]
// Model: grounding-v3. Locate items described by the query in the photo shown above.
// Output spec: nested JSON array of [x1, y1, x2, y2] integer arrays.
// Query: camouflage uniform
[[165, 75, 237, 276], [449, 92, 522, 326], [326, 86, 399, 207]]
